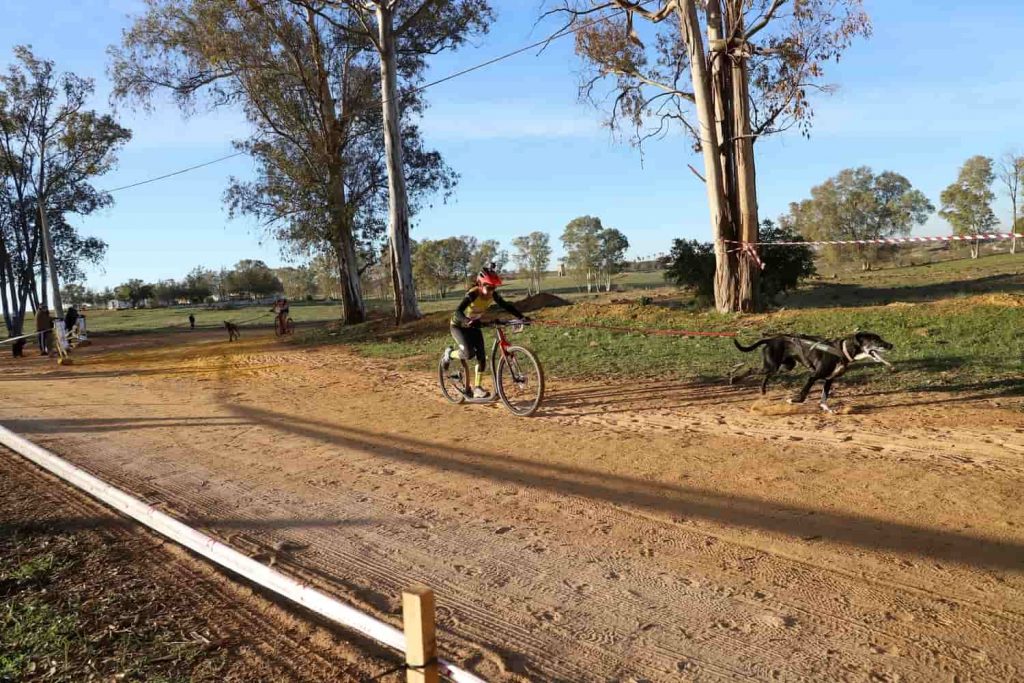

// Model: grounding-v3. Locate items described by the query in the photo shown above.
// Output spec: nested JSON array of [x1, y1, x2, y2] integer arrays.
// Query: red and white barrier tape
[[722, 232, 1022, 247], [727, 242, 765, 270]]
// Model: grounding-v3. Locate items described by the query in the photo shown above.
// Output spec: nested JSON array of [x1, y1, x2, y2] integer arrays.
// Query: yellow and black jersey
[[451, 287, 522, 328]]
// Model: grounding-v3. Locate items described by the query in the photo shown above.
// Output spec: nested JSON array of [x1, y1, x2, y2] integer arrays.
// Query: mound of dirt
[[514, 292, 573, 313]]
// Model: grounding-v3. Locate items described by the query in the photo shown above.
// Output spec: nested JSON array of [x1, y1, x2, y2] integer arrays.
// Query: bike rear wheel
[[438, 350, 468, 404], [496, 346, 544, 416]]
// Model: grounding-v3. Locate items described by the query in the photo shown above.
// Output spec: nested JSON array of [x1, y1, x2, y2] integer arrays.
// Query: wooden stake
[[402, 586, 439, 683]]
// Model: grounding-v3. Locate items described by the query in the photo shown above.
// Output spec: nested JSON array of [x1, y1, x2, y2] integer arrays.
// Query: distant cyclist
[[444, 267, 527, 399], [270, 298, 291, 335]]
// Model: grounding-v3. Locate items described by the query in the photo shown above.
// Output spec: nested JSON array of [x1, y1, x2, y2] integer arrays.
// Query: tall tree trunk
[[39, 210, 64, 318], [678, 0, 737, 312], [0, 261, 10, 334], [728, 11, 760, 312], [307, 6, 366, 325], [15, 273, 30, 335], [1011, 195, 1018, 254], [38, 226, 49, 312], [0, 239, 14, 334], [328, 200, 366, 325], [376, 5, 421, 323], [706, 0, 736, 231]]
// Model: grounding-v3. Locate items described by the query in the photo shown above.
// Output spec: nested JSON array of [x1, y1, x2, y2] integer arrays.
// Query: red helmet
[[477, 267, 502, 288]]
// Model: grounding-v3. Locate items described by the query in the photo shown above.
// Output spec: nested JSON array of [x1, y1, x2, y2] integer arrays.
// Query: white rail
[[0, 425, 485, 683]]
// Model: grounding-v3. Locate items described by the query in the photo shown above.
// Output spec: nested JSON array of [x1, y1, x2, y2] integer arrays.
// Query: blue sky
[[2, 0, 1022, 289]]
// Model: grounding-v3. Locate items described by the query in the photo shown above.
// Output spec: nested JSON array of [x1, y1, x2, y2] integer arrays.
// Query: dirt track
[[0, 432, 396, 681], [1, 328, 1022, 681]]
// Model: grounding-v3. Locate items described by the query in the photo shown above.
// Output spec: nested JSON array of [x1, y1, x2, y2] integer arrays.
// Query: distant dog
[[732, 332, 893, 411], [224, 320, 240, 342], [12, 338, 25, 357]]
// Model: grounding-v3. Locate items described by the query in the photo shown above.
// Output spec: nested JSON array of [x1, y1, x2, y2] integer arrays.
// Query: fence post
[[402, 585, 439, 683]]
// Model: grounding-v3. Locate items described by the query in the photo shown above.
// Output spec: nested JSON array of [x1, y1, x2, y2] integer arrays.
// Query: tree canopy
[[111, 0, 459, 324], [1, 46, 129, 332], [564, 0, 870, 312], [783, 167, 932, 269], [512, 232, 551, 295], [940, 155, 997, 259]]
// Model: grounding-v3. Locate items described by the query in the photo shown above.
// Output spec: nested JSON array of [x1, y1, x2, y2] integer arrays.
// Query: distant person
[[189, 313, 195, 330], [64, 306, 79, 332], [35, 307, 52, 356], [270, 298, 290, 335]]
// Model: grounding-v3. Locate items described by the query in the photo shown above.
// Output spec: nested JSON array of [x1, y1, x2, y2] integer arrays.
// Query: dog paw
[[818, 403, 834, 413], [786, 398, 805, 405]]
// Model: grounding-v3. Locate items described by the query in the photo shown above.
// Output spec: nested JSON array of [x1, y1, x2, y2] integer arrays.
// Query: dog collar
[[841, 340, 855, 362]]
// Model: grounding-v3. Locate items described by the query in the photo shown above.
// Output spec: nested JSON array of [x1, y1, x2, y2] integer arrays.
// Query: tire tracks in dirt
[[1, 333, 1022, 681]]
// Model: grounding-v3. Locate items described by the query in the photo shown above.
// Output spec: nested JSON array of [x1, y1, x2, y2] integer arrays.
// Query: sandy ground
[[1, 328, 1022, 682]]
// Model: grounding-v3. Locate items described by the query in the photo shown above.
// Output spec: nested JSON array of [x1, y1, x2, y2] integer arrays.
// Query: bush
[[664, 239, 716, 299], [664, 220, 817, 308], [758, 219, 816, 301]]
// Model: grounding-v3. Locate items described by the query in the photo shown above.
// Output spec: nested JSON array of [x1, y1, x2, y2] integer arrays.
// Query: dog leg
[[788, 376, 816, 404], [818, 379, 835, 412]]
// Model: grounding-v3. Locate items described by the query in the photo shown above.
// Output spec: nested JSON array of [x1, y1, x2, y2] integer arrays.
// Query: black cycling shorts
[[450, 325, 486, 371]]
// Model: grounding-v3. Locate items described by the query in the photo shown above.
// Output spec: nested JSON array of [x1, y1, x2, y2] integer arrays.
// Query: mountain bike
[[438, 319, 544, 417], [274, 312, 295, 336]]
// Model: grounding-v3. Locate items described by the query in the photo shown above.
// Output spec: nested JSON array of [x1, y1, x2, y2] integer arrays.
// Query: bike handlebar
[[481, 318, 531, 329]]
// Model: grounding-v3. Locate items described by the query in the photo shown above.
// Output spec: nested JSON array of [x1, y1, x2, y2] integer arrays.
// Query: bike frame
[[488, 324, 514, 381]]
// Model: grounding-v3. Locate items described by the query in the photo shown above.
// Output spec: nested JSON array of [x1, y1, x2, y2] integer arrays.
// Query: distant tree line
[[666, 152, 1024, 307], [65, 260, 286, 308]]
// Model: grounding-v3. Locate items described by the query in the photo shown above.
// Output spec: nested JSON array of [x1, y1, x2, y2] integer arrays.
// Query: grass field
[[37, 269, 666, 335], [16, 253, 1023, 400], [302, 252, 1023, 399]]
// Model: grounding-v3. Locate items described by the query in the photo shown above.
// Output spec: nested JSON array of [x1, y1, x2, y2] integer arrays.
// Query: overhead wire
[[99, 2, 641, 194]]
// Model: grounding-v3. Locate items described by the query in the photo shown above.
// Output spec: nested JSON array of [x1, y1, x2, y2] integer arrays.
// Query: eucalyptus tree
[[297, 0, 493, 322], [563, 0, 870, 311], [0, 46, 126, 330], [111, 0, 456, 323]]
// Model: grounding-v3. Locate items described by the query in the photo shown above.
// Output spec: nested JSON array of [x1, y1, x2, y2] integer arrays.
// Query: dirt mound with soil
[[514, 292, 573, 312]]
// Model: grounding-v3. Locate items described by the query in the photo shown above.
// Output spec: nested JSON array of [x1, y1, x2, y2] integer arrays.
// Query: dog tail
[[733, 337, 769, 353]]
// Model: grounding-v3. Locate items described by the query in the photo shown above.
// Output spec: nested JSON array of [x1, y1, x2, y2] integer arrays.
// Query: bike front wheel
[[495, 346, 544, 417]]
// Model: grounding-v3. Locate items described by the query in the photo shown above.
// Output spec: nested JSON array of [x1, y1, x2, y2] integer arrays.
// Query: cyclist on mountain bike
[[270, 298, 290, 335], [444, 267, 528, 399]]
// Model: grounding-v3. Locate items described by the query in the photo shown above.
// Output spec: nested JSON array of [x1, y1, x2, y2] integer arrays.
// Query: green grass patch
[[791, 252, 1023, 309], [1, 600, 79, 679], [302, 285, 1023, 400], [0, 533, 222, 682]]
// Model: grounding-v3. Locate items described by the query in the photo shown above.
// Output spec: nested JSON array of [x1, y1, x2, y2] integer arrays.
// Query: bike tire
[[438, 352, 468, 404], [496, 346, 544, 417], [286, 317, 295, 335]]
